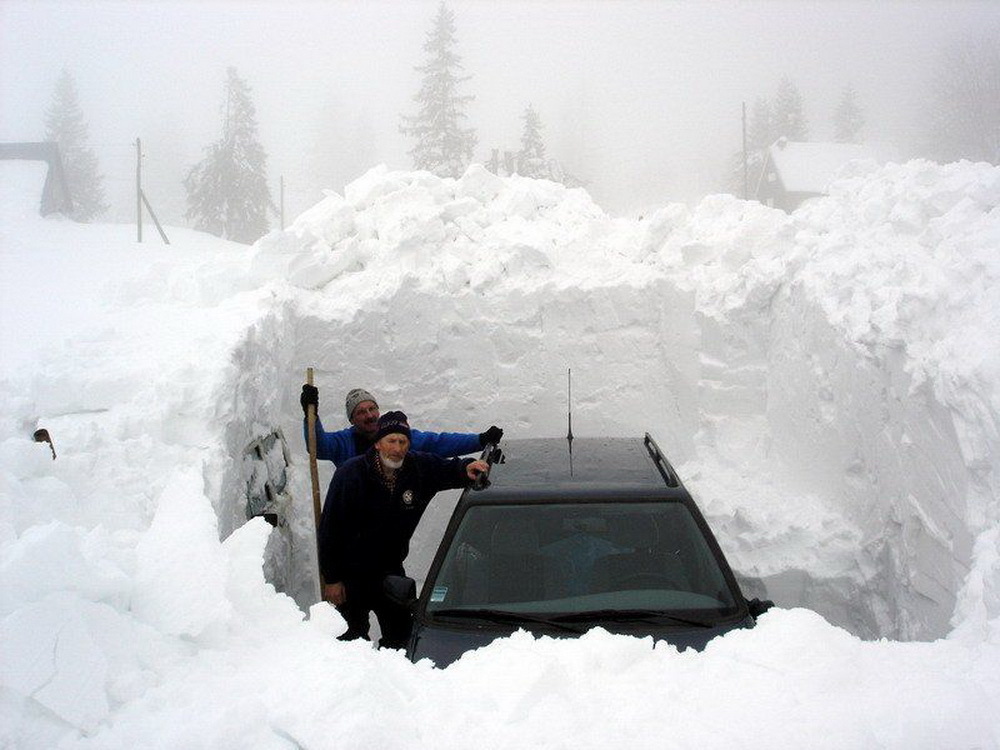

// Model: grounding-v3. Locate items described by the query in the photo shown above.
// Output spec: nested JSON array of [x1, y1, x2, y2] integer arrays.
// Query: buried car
[[388, 435, 772, 667]]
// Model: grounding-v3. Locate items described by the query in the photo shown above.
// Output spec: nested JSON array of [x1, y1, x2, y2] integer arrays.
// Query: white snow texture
[[1, 158, 999, 748]]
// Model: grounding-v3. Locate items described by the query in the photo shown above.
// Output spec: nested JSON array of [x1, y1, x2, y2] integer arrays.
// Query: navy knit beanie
[[374, 411, 411, 442]]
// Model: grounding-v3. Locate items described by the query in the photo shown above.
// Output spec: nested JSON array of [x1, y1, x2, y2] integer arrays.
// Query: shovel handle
[[305, 368, 325, 590]]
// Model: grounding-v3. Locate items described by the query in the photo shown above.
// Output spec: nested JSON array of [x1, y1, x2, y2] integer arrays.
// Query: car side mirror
[[746, 597, 774, 619], [383, 574, 418, 610]]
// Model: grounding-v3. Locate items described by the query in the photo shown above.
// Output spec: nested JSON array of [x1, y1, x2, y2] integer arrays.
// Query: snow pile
[[248, 160, 1000, 640], [1, 160, 999, 747]]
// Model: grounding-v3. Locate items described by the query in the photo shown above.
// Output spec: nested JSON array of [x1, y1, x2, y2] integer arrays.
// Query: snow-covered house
[[0, 141, 73, 216], [755, 138, 874, 212]]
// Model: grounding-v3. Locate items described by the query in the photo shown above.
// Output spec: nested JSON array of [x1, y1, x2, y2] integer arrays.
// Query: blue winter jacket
[[305, 416, 482, 468]]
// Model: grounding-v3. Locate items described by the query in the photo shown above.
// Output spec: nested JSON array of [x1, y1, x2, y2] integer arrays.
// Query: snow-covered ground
[[1, 158, 999, 748]]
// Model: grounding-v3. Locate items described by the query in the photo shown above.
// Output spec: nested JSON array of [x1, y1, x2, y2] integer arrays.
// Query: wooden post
[[135, 138, 170, 245], [136, 138, 142, 242], [742, 102, 749, 201], [305, 367, 325, 594], [141, 191, 171, 245], [280, 175, 285, 231]]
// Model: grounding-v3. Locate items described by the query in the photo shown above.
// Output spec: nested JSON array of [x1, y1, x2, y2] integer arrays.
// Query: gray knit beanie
[[345, 388, 378, 420]]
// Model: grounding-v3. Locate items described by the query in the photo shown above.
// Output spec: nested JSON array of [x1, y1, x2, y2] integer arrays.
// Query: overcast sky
[[2, 0, 998, 223]]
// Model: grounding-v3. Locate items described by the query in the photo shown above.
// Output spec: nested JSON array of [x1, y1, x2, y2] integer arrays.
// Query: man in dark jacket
[[301, 384, 502, 467], [318, 411, 489, 648]]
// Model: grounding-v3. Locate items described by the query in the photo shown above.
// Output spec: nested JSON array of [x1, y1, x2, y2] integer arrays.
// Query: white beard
[[381, 455, 404, 470]]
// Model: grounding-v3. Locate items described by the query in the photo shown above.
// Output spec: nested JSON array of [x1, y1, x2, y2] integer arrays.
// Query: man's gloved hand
[[479, 425, 503, 446], [300, 384, 319, 416]]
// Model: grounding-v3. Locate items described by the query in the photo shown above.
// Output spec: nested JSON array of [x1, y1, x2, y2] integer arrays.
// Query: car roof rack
[[644, 433, 680, 488]]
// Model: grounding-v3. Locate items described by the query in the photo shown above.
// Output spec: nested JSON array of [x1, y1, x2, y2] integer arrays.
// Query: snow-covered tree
[[833, 83, 865, 143], [925, 30, 1000, 164], [772, 77, 809, 141], [517, 104, 548, 178], [44, 68, 108, 222], [184, 67, 274, 244], [400, 2, 477, 178]]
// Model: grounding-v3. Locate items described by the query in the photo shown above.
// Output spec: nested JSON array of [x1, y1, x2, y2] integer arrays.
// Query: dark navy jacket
[[306, 417, 482, 467], [318, 448, 473, 584]]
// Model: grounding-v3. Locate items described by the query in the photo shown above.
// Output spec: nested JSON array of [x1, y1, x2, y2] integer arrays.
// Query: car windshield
[[426, 502, 739, 617]]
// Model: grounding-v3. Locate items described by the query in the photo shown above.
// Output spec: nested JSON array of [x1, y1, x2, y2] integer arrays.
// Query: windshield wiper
[[550, 609, 716, 628], [429, 608, 588, 633]]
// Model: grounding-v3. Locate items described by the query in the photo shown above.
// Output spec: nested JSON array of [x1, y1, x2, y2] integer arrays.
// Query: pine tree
[[772, 77, 809, 141], [44, 68, 108, 222], [400, 2, 477, 178], [517, 104, 548, 178], [184, 67, 274, 244], [833, 83, 865, 143]]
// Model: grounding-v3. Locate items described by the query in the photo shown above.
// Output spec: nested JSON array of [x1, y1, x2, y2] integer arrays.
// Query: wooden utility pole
[[134, 138, 170, 245], [136, 139, 142, 242], [742, 102, 749, 200]]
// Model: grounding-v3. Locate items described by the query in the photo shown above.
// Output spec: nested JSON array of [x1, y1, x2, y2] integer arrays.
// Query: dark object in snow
[[388, 434, 771, 667], [33, 428, 56, 460], [243, 428, 290, 525]]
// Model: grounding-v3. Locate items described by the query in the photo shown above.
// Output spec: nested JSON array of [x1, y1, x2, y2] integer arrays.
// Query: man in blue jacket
[[318, 411, 489, 647], [301, 384, 502, 467]]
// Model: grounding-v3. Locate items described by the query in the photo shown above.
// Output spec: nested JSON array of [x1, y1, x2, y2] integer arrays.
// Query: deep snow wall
[[227, 162, 999, 640], [709, 285, 972, 639]]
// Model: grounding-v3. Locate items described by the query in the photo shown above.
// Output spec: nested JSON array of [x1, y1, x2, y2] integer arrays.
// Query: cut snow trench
[[214, 163, 998, 644], [220, 274, 971, 643]]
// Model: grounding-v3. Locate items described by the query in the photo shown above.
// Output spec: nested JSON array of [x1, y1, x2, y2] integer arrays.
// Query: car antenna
[[567, 368, 574, 444], [567, 368, 574, 476]]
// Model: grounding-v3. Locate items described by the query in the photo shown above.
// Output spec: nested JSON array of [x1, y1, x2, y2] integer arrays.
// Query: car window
[[426, 502, 739, 615]]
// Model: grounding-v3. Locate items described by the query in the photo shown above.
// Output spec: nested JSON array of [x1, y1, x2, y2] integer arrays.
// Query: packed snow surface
[[1, 159, 999, 748]]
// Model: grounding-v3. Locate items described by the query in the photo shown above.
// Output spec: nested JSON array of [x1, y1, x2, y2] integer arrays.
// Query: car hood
[[408, 617, 753, 668]]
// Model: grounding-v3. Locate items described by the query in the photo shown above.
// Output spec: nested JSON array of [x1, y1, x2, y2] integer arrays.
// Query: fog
[[2, 0, 998, 224]]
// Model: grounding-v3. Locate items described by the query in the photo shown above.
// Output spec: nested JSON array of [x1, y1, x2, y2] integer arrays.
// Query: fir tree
[[517, 104, 548, 178], [772, 77, 809, 141], [184, 67, 274, 244], [400, 2, 477, 178], [833, 83, 865, 143], [44, 68, 108, 222]]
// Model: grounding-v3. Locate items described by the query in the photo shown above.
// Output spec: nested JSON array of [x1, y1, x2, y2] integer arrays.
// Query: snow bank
[[2, 159, 999, 747], [245, 160, 1000, 640]]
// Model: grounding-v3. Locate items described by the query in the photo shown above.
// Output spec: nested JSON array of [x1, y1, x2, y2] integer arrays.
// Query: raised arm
[[410, 425, 503, 457], [300, 383, 356, 466]]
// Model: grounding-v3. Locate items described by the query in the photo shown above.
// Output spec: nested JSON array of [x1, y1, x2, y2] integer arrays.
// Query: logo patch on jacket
[[402, 489, 414, 506]]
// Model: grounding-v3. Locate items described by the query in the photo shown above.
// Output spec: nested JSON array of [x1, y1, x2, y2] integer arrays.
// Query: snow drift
[[2, 158, 999, 748], [236, 160, 1000, 641]]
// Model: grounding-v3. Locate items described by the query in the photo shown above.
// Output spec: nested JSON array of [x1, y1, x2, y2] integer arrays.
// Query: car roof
[[462, 435, 691, 505]]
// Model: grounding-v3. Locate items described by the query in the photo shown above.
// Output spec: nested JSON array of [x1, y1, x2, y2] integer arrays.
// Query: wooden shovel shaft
[[305, 368, 325, 591]]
